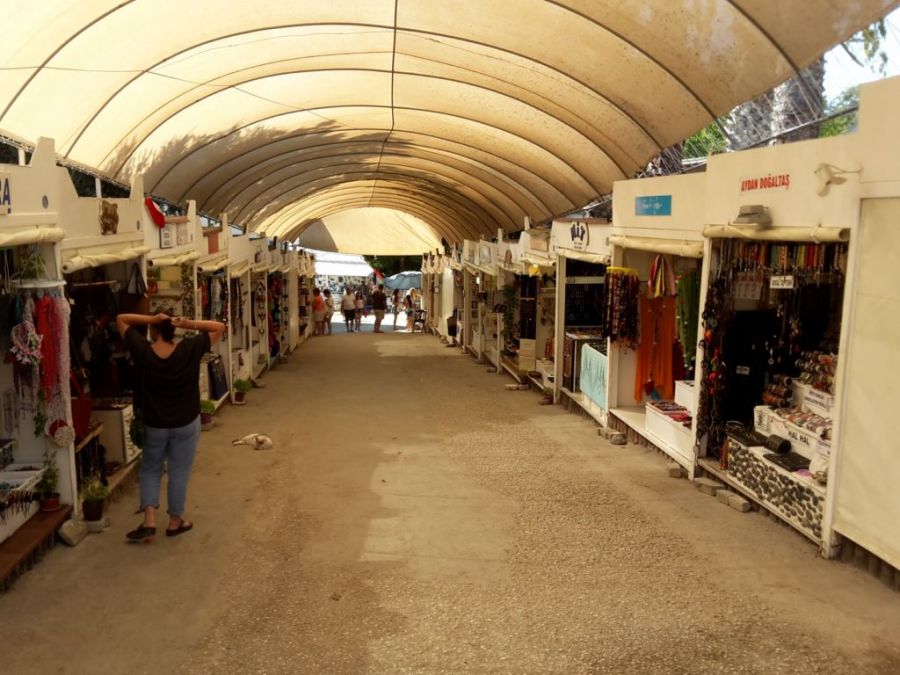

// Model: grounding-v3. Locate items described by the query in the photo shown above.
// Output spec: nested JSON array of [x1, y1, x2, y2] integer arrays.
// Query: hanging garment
[[675, 268, 700, 370], [634, 296, 677, 402]]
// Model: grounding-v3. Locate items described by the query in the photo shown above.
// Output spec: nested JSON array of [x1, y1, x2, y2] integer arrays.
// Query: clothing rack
[[10, 279, 66, 289]]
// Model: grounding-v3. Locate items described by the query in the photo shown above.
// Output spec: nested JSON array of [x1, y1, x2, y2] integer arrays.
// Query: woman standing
[[404, 292, 415, 331], [354, 291, 365, 332], [322, 288, 334, 336], [117, 312, 225, 542], [392, 288, 400, 330], [311, 288, 325, 336]]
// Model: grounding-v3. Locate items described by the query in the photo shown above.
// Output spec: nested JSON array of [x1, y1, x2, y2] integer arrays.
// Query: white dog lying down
[[232, 434, 273, 450]]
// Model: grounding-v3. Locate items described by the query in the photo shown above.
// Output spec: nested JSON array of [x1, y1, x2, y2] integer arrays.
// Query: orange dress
[[633, 296, 677, 401]]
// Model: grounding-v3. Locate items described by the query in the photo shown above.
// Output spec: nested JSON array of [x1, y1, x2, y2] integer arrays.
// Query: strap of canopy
[[230, 260, 250, 277], [150, 250, 200, 267], [521, 253, 556, 267], [703, 224, 850, 243], [609, 235, 704, 259], [0, 227, 66, 248], [62, 246, 150, 274], [197, 254, 229, 272], [557, 248, 612, 264]]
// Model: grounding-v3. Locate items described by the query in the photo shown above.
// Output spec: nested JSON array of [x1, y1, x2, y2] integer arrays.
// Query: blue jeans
[[140, 417, 200, 517]]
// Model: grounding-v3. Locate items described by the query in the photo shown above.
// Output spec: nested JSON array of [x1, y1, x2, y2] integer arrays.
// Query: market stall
[[265, 243, 291, 367], [285, 249, 300, 353], [225, 231, 253, 398], [446, 245, 464, 347], [59, 169, 153, 493], [519, 228, 557, 394], [0, 138, 76, 542], [496, 236, 531, 383], [604, 175, 705, 471], [195, 220, 230, 411], [295, 250, 315, 344], [548, 219, 612, 418], [248, 237, 272, 379], [460, 240, 481, 357], [696, 135, 856, 549]]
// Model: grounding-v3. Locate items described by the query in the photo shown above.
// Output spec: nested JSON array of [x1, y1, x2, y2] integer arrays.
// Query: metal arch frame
[[147, 104, 601, 204], [247, 176, 491, 240], [187, 128, 574, 213], [219, 150, 542, 227], [262, 187, 480, 244], [237, 167, 508, 236], [257, 180, 487, 242], [275, 194, 473, 245], [54, 20, 676, 165], [114, 70, 632, 194], [98, 54, 644, 179]]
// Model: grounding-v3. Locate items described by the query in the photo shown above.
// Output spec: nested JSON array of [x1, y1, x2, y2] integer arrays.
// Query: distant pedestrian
[[354, 292, 364, 331], [404, 292, 414, 331], [323, 289, 334, 336], [341, 287, 356, 332], [311, 288, 325, 336], [371, 284, 387, 333], [392, 289, 400, 329]]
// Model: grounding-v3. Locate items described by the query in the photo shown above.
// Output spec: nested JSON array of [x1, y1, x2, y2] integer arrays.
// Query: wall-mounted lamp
[[734, 204, 771, 227], [815, 163, 860, 196]]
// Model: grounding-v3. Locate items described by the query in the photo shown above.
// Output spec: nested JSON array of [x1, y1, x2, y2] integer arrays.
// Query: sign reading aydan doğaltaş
[[741, 173, 790, 193]]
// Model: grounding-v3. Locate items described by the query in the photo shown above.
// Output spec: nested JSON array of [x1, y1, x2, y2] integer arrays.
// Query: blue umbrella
[[383, 270, 422, 290]]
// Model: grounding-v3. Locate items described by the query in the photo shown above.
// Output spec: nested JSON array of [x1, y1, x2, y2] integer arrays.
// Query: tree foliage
[[820, 86, 859, 138], [363, 255, 421, 277]]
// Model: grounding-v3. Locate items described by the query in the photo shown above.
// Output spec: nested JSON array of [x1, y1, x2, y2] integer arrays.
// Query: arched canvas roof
[[1, 1, 893, 250]]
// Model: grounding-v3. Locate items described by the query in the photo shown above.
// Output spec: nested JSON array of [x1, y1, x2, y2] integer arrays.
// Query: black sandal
[[126, 525, 156, 542], [166, 520, 193, 537]]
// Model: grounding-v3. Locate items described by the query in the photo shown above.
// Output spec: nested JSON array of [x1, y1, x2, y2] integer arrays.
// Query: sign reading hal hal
[[635, 195, 672, 216]]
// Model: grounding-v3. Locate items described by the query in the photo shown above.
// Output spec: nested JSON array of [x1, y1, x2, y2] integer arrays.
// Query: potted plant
[[233, 379, 252, 405], [36, 452, 60, 512], [200, 399, 216, 430], [80, 476, 109, 522]]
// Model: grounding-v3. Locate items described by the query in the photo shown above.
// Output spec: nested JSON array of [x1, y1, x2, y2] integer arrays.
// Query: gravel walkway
[[2, 331, 899, 674]]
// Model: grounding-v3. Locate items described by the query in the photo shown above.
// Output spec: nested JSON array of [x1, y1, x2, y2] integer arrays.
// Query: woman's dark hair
[[152, 319, 176, 343], [313, 288, 321, 296]]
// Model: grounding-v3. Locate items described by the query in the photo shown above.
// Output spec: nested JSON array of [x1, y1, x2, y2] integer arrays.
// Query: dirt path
[[2, 331, 899, 674]]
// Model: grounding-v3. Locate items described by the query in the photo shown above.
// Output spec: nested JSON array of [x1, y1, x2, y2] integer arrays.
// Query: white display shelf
[[611, 406, 694, 470], [561, 386, 607, 427], [212, 392, 230, 412], [500, 355, 524, 383]]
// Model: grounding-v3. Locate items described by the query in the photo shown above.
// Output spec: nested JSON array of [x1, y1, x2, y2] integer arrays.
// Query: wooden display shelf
[[500, 355, 525, 383], [106, 460, 139, 499], [0, 505, 72, 592]]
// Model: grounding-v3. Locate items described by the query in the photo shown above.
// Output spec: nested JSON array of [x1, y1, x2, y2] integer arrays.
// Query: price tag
[[770, 275, 795, 290]]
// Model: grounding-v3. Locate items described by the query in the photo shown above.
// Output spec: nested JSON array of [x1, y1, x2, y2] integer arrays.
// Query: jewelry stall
[[496, 235, 530, 383], [520, 228, 557, 395], [248, 237, 272, 380], [0, 137, 76, 541], [225, 231, 253, 396]]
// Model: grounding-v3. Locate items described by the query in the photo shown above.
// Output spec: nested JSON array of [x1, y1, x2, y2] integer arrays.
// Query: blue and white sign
[[635, 195, 672, 216]]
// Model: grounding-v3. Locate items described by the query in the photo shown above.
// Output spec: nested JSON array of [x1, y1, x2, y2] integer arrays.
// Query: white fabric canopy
[[311, 249, 374, 278], [0, 227, 66, 247], [150, 250, 200, 267], [0, 2, 889, 248], [62, 246, 149, 274], [609, 235, 704, 259], [704, 224, 850, 243], [295, 208, 440, 254]]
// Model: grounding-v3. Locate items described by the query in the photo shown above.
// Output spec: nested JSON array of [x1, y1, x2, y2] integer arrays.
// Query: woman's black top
[[125, 327, 211, 428]]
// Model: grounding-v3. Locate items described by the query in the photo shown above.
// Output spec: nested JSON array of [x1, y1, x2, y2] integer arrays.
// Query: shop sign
[[569, 221, 588, 250], [529, 235, 549, 252], [0, 176, 11, 213], [770, 275, 795, 290], [740, 173, 790, 193], [635, 195, 672, 216]]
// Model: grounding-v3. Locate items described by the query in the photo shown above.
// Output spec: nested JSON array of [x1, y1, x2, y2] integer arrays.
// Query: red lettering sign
[[740, 174, 790, 193]]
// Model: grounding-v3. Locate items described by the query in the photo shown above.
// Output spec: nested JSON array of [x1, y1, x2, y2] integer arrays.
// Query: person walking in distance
[[341, 287, 356, 332], [323, 288, 335, 336], [392, 288, 401, 329], [117, 312, 226, 542], [311, 288, 325, 336], [371, 283, 387, 333], [354, 291, 365, 331]]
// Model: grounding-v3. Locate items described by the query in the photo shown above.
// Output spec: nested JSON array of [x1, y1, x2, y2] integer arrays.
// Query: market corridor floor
[[3, 332, 900, 674]]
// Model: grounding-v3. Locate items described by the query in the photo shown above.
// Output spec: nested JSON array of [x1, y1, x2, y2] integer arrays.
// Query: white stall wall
[[833, 198, 900, 568], [613, 173, 706, 240], [705, 134, 858, 228]]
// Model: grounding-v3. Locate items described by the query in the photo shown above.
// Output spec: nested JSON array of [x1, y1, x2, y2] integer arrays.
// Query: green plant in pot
[[200, 399, 216, 430], [233, 379, 252, 405], [36, 452, 60, 512], [80, 476, 109, 522]]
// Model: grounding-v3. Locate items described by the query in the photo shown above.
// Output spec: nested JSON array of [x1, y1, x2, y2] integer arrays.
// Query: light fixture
[[815, 163, 860, 196], [733, 204, 772, 227]]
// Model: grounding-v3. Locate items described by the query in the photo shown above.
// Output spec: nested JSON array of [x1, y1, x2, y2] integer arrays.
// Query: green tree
[[364, 255, 421, 277], [820, 86, 859, 138]]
